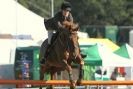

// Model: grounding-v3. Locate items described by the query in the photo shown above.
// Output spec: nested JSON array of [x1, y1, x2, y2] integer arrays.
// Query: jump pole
[[1, 80, 133, 85]]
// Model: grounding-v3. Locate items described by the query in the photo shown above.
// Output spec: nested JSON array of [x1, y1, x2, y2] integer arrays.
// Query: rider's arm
[[53, 14, 65, 30], [44, 18, 54, 30], [68, 13, 73, 23], [53, 12, 74, 30]]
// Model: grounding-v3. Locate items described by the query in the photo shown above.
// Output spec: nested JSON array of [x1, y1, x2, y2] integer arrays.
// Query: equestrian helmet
[[61, 2, 71, 11]]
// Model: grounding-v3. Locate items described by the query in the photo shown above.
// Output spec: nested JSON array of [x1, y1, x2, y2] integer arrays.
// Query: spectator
[[110, 67, 119, 80]]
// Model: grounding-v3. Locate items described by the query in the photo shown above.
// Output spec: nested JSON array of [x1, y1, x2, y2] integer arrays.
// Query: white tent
[[81, 43, 132, 78], [78, 38, 119, 52], [0, 0, 49, 64], [82, 43, 133, 82], [125, 43, 133, 59], [0, 1, 48, 87], [95, 44, 133, 82], [115, 43, 133, 81], [79, 38, 128, 77], [98, 44, 133, 67], [124, 44, 133, 88], [0, 0, 48, 43]]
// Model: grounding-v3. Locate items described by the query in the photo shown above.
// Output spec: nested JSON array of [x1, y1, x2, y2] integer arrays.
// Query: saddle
[[40, 33, 58, 64], [45, 33, 59, 58]]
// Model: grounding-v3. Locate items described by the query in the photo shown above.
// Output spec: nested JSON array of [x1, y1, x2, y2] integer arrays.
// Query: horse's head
[[59, 21, 80, 57]]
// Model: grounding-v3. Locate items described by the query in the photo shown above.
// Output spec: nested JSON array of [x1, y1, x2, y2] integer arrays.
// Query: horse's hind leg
[[39, 64, 48, 89], [76, 63, 84, 85], [39, 65, 44, 89], [40, 65, 44, 80], [46, 69, 56, 89]]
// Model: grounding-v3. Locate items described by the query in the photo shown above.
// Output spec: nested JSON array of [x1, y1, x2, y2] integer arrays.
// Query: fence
[[1, 80, 133, 85]]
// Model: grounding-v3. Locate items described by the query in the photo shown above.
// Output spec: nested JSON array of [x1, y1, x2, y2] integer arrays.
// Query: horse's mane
[[62, 21, 79, 32]]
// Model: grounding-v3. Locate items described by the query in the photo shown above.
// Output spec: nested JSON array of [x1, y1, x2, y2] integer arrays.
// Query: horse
[[39, 21, 84, 89]]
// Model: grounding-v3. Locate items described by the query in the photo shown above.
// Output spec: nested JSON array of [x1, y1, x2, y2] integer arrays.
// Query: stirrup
[[44, 50, 49, 58], [40, 59, 45, 64], [81, 53, 87, 58]]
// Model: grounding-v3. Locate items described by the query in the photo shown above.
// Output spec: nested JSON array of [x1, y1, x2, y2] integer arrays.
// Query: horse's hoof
[[46, 86, 54, 89], [69, 80, 76, 89], [76, 79, 82, 85], [39, 87, 42, 89], [70, 86, 76, 89]]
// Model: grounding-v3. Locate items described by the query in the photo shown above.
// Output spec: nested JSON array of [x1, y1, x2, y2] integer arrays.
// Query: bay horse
[[39, 21, 84, 89]]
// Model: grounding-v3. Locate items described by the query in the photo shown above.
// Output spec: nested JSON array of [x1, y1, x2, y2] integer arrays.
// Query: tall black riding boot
[[40, 44, 51, 65], [44, 44, 51, 58], [40, 58, 45, 64]]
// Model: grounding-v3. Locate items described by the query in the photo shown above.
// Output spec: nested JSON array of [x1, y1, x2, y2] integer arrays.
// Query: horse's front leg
[[76, 55, 84, 85], [48, 68, 56, 89], [62, 60, 76, 89], [77, 63, 84, 85], [39, 65, 45, 89], [39, 64, 49, 89]]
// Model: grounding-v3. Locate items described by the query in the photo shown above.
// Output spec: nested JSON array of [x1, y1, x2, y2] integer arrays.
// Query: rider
[[40, 1, 86, 64], [48, 1, 73, 45]]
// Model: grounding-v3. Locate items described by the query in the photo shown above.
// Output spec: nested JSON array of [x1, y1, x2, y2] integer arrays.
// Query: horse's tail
[[39, 39, 48, 61]]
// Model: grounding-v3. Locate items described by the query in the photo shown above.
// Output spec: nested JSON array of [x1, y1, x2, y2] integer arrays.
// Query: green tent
[[80, 44, 132, 80], [81, 44, 102, 66], [80, 44, 113, 80], [80, 44, 102, 80], [114, 43, 130, 59], [114, 43, 133, 81]]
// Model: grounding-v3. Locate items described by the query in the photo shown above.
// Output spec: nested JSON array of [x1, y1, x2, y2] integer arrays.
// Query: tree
[[67, 0, 132, 26], [18, 0, 133, 26]]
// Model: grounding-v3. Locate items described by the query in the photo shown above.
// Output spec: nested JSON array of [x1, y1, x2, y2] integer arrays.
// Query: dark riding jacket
[[53, 11, 73, 31], [44, 11, 73, 31]]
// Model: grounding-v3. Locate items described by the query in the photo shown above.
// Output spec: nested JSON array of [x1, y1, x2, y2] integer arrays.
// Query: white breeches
[[48, 30, 55, 44]]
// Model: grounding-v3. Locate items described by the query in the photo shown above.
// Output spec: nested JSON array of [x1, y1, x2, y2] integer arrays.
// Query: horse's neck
[[63, 21, 72, 29]]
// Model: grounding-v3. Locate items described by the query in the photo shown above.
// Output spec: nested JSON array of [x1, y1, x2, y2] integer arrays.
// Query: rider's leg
[[48, 30, 53, 44], [40, 30, 53, 64], [45, 30, 53, 57]]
